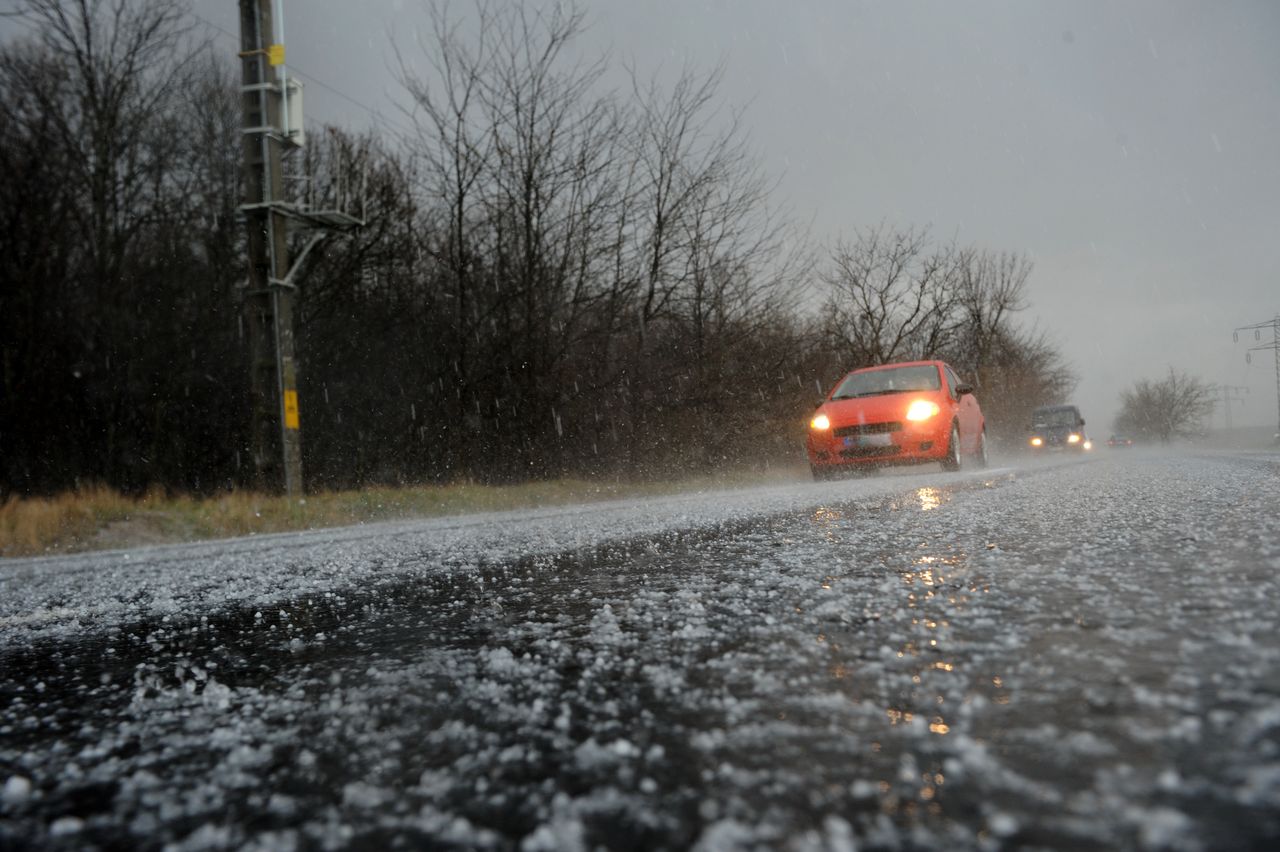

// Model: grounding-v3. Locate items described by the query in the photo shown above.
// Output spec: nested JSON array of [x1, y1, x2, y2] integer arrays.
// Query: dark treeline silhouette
[[0, 0, 1073, 498]]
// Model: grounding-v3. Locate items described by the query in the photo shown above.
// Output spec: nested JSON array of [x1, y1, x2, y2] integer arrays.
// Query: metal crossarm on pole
[[1234, 315, 1280, 439]]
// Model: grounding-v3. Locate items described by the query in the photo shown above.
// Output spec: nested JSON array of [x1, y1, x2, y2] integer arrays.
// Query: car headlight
[[905, 400, 940, 421], [1083, 440, 1093, 450], [810, 413, 831, 431], [1067, 433, 1081, 444], [1030, 437, 1043, 447]]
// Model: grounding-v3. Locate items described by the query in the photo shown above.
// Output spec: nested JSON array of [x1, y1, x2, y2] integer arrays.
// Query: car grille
[[834, 421, 902, 438], [839, 445, 902, 459]]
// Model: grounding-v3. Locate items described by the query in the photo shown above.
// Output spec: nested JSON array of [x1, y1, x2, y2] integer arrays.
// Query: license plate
[[845, 433, 891, 448]]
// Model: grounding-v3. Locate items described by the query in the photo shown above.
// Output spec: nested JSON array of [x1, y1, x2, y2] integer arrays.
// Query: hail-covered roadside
[[3, 451, 1279, 850]]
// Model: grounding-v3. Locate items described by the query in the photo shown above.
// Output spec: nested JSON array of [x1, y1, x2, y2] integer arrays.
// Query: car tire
[[941, 423, 962, 472], [975, 428, 989, 468], [811, 464, 829, 482]]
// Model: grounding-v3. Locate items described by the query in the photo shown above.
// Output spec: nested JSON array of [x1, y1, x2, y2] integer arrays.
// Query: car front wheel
[[975, 428, 989, 468], [941, 423, 962, 472]]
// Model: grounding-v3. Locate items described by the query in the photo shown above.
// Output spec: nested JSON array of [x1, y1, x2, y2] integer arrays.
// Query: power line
[[190, 9, 418, 142], [11, 8, 420, 143]]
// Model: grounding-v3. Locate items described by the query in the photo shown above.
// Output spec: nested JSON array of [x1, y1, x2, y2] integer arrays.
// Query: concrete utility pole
[[1234, 315, 1280, 439], [236, 2, 360, 495], [239, 0, 300, 495]]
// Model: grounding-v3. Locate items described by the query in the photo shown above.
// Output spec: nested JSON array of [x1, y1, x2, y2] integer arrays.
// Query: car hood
[[822, 392, 941, 426]]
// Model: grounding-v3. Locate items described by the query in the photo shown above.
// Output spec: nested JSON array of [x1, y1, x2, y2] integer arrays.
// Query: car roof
[[848, 360, 946, 373], [1033, 404, 1080, 413]]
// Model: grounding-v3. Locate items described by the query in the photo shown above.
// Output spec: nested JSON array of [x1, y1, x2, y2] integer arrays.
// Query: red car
[[806, 360, 987, 479]]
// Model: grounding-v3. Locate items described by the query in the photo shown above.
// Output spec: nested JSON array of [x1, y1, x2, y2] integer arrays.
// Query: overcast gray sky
[[29, 1, 1280, 430]]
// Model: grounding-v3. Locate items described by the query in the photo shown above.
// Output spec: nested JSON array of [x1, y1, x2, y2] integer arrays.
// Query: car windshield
[[832, 365, 941, 399], [1032, 408, 1079, 428]]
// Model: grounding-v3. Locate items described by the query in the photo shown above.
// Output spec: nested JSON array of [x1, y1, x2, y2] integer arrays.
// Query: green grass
[[0, 466, 805, 558]]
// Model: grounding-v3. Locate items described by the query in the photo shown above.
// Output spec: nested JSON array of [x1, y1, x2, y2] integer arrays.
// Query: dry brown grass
[[0, 466, 804, 558], [0, 485, 137, 557]]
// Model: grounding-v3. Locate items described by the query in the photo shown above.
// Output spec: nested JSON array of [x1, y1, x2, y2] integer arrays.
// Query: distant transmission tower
[[1213, 384, 1248, 431], [1234, 314, 1280, 438]]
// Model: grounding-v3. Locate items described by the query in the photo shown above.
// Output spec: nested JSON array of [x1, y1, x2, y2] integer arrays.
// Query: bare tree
[[952, 248, 1032, 381], [398, 1, 628, 479], [821, 224, 960, 366], [477, 2, 620, 436], [12, 0, 195, 292], [395, 2, 497, 475], [0, 42, 79, 495], [1114, 369, 1215, 443], [2, 0, 213, 493], [626, 67, 742, 339]]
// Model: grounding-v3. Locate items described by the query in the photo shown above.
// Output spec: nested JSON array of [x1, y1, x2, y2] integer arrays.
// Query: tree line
[[1, 0, 1076, 498]]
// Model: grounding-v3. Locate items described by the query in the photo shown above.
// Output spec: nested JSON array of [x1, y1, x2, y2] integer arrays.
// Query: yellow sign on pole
[[283, 389, 300, 429], [268, 43, 285, 66]]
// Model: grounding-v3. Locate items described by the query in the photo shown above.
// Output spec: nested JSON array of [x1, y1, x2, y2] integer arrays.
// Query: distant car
[[1107, 434, 1133, 448], [806, 360, 986, 479], [1028, 404, 1091, 452]]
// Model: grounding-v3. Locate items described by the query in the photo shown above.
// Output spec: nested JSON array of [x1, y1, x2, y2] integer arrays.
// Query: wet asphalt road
[[2, 450, 1280, 851]]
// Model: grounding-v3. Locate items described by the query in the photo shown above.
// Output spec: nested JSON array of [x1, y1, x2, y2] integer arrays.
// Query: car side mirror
[[1079, 418, 1086, 426], [955, 383, 974, 395]]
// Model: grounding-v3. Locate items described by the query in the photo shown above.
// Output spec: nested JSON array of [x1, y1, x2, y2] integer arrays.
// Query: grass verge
[[0, 467, 805, 559]]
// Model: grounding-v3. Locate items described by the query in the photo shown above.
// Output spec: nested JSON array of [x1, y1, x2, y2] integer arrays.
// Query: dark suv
[[1028, 405, 1091, 452]]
